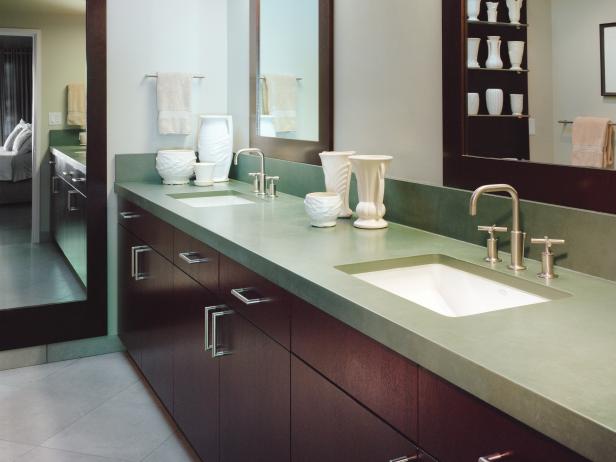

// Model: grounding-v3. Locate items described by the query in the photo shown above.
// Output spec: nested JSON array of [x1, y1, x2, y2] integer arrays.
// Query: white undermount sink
[[337, 255, 569, 317], [168, 191, 256, 208]]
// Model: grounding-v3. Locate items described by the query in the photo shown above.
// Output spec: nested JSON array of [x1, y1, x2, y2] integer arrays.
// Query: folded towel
[[157, 73, 193, 135], [263, 74, 298, 133], [67, 83, 86, 127], [571, 117, 614, 168]]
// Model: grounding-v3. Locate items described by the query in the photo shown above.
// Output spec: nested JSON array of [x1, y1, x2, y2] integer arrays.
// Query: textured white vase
[[486, 89, 504, 115], [467, 0, 481, 21], [349, 155, 392, 230], [468, 93, 480, 116], [156, 149, 196, 185], [319, 151, 355, 218], [486, 2, 499, 22], [486, 36, 503, 69], [197, 115, 233, 183], [508, 41, 525, 71], [467, 38, 481, 69], [510, 94, 524, 116], [506, 0, 523, 24], [304, 193, 343, 228]]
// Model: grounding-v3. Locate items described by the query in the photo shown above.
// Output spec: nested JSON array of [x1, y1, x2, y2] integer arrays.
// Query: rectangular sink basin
[[168, 190, 256, 208], [337, 255, 569, 317]]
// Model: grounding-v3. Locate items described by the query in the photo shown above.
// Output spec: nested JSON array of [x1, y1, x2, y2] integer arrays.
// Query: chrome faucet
[[234, 148, 266, 195], [469, 184, 526, 271]]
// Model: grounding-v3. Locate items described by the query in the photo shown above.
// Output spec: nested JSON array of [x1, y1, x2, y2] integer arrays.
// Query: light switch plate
[[49, 112, 62, 126]]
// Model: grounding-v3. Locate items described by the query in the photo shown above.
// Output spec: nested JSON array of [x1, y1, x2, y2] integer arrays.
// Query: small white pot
[[349, 155, 393, 230], [486, 2, 499, 22], [486, 89, 504, 115], [467, 0, 482, 21], [156, 149, 196, 185], [510, 94, 524, 116], [508, 41, 525, 71], [486, 36, 503, 69], [319, 151, 355, 218], [467, 38, 481, 69], [304, 193, 343, 228], [506, 0, 524, 24], [468, 93, 480, 116], [194, 162, 216, 186]]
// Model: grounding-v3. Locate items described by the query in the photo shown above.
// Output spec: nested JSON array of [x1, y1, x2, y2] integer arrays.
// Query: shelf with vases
[[467, 19, 528, 29], [468, 114, 529, 118], [468, 67, 528, 74]]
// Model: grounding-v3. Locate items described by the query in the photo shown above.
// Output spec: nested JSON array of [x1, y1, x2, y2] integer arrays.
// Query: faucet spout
[[234, 148, 267, 195], [469, 184, 520, 232]]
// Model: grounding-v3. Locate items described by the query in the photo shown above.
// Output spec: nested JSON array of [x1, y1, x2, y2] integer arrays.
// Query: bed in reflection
[[0, 122, 32, 205]]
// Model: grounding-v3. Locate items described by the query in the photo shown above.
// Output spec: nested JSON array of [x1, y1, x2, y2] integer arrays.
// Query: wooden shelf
[[468, 114, 530, 119], [469, 67, 528, 74], [467, 20, 528, 28]]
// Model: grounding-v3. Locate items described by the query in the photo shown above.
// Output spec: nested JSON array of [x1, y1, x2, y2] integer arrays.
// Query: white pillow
[[15, 131, 32, 156], [3, 121, 26, 151], [13, 128, 32, 153]]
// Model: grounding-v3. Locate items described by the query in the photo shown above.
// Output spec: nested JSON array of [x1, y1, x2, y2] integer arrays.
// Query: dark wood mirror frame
[[600, 22, 616, 97], [443, 0, 616, 215], [0, 0, 107, 350], [249, 0, 333, 165]]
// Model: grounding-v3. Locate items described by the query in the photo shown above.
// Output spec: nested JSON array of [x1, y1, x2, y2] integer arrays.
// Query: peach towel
[[571, 117, 613, 169]]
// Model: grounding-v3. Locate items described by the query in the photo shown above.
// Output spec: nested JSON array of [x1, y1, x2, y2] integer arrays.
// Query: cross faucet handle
[[531, 236, 566, 254], [478, 225, 508, 264], [478, 225, 508, 239], [531, 236, 565, 279]]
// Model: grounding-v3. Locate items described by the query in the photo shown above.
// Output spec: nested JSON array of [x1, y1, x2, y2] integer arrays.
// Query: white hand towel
[[67, 83, 86, 127], [263, 74, 298, 133], [571, 117, 613, 169], [157, 73, 193, 135]]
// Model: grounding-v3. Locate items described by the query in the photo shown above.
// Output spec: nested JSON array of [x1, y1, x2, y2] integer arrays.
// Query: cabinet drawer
[[117, 197, 173, 260], [219, 255, 290, 349], [173, 229, 219, 293], [292, 300, 418, 441], [418, 369, 588, 462]]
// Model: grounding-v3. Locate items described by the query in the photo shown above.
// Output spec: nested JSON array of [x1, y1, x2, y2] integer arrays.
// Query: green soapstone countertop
[[51, 145, 87, 168], [115, 179, 616, 461]]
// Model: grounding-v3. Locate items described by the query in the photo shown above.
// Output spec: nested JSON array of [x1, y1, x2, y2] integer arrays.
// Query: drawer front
[[219, 254, 290, 349], [118, 197, 173, 260], [418, 369, 588, 462], [173, 229, 219, 293], [292, 300, 419, 441]]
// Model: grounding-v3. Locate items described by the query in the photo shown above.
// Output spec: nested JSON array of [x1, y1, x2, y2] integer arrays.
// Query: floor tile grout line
[[22, 445, 134, 462], [137, 431, 176, 462]]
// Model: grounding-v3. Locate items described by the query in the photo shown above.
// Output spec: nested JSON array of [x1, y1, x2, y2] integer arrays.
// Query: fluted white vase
[[349, 155, 392, 230], [156, 149, 196, 185], [467, 0, 481, 21], [486, 2, 499, 22], [508, 41, 525, 71], [506, 0, 524, 24], [197, 115, 234, 183], [486, 36, 503, 69], [319, 151, 355, 218], [486, 89, 504, 115], [510, 94, 524, 116], [468, 93, 480, 116], [468, 38, 481, 69]]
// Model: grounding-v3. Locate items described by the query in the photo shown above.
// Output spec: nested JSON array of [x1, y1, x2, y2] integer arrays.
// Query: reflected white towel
[[571, 117, 613, 168], [263, 74, 297, 133], [157, 73, 192, 135], [67, 83, 86, 127]]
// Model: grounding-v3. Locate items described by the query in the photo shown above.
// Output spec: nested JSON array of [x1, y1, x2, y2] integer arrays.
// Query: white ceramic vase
[[349, 155, 392, 230], [304, 193, 343, 228], [508, 41, 525, 71], [467, 38, 481, 69], [506, 0, 523, 24], [319, 151, 355, 218], [197, 115, 234, 183], [156, 149, 196, 185], [486, 2, 499, 22], [467, 0, 481, 21], [486, 36, 503, 69], [468, 93, 480, 116], [486, 89, 504, 115], [510, 94, 524, 116]]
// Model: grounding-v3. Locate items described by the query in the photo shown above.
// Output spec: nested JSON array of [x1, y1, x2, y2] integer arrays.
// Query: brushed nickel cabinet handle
[[479, 451, 514, 462], [67, 190, 79, 212], [211, 309, 234, 358], [71, 177, 86, 183], [204, 305, 227, 351], [51, 176, 60, 194], [120, 211, 141, 220], [390, 456, 418, 462], [131, 245, 150, 281], [230, 288, 272, 306], [179, 252, 210, 265]]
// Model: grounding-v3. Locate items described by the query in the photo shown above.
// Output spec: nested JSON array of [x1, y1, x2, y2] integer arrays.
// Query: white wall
[[227, 0, 444, 185], [107, 0, 228, 334]]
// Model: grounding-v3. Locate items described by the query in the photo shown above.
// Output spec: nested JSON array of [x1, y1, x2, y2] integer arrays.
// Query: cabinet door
[[219, 313, 290, 462], [291, 356, 419, 462], [173, 269, 220, 462]]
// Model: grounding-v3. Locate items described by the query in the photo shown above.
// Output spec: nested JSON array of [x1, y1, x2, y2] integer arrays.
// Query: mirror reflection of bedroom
[[0, 0, 87, 311]]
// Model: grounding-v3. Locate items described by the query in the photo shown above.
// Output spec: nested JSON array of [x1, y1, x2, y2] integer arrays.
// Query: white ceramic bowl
[[304, 192, 343, 228], [156, 149, 196, 185]]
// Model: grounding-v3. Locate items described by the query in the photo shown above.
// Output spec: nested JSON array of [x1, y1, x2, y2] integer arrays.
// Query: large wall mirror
[[601, 22, 616, 96], [250, 0, 333, 164], [0, 0, 107, 350]]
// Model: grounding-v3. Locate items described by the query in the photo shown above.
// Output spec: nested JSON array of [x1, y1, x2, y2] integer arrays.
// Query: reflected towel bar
[[558, 120, 615, 126], [145, 74, 205, 79], [259, 76, 303, 81]]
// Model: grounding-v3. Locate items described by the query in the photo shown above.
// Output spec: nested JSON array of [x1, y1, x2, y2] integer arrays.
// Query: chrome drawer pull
[[131, 245, 151, 281], [204, 305, 228, 351], [230, 287, 272, 305], [51, 176, 60, 194], [479, 451, 514, 462], [211, 310, 234, 358], [71, 177, 86, 183], [179, 252, 210, 265], [120, 211, 141, 220], [390, 457, 418, 462], [67, 190, 79, 212]]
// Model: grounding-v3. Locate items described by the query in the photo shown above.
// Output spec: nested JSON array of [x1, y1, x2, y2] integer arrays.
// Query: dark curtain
[[0, 48, 33, 142]]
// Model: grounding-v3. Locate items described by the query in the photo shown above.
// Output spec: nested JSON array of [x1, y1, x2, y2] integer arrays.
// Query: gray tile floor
[[0, 353, 201, 462], [0, 204, 86, 310]]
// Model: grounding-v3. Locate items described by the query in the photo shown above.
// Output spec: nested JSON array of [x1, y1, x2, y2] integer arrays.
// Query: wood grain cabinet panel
[[292, 299, 419, 441], [173, 229, 219, 293], [418, 369, 588, 462]]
